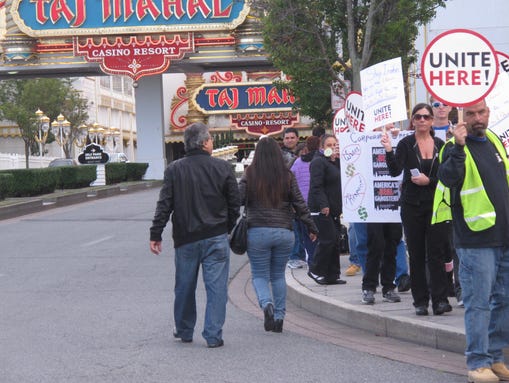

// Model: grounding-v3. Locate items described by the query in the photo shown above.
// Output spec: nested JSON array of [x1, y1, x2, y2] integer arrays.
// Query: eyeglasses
[[413, 114, 433, 121], [432, 102, 448, 108]]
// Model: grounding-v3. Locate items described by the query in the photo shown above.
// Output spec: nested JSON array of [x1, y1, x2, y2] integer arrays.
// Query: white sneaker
[[287, 260, 303, 269]]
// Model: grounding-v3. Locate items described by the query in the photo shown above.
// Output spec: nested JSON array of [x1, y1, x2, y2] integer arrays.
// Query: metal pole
[[60, 125, 64, 158], [39, 127, 43, 168]]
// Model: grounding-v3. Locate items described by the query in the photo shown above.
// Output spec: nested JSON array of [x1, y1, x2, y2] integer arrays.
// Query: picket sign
[[421, 28, 499, 109]]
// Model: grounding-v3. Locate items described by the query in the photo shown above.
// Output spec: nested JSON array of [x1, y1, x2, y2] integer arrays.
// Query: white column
[[134, 74, 167, 180]]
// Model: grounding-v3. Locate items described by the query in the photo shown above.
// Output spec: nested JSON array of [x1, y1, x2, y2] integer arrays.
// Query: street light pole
[[35, 109, 50, 167], [51, 113, 71, 158]]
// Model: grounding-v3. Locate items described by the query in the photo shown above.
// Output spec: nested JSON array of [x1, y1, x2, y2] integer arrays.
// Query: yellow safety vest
[[431, 129, 509, 231]]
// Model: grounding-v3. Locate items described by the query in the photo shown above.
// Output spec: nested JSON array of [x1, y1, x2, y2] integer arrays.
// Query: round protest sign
[[333, 107, 348, 137], [344, 91, 365, 132], [498, 51, 509, 74], [421, 29, 499, 107]]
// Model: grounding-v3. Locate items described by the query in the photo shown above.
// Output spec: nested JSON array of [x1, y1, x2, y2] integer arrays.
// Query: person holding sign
[[435, 99, 509, 383], [381, 103, 452, 316]]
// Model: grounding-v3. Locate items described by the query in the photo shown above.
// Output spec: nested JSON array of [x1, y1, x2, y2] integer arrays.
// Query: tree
[[254, 0, 446, 124], [0, 78, 89, 167]]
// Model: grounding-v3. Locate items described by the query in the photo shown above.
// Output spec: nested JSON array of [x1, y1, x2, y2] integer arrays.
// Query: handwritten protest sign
[[487, 51, 509, 153], [360, 57, 407, 130], [421, 29, 499, 107], [340, 130, 413, 222], [344, 91, 365, 132]]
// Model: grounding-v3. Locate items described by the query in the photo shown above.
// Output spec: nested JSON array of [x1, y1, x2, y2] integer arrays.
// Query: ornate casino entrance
[[0, 1, 311, 179]]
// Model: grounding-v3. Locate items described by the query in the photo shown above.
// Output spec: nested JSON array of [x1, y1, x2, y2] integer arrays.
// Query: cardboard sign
[[340, 130, 413, 222], [344, 91, 365, 132], [421, 29, 499, 107], [360, 57, 407, 130]]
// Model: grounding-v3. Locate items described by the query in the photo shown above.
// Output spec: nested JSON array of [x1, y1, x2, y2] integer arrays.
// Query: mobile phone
[[410, 168, 420, 177]]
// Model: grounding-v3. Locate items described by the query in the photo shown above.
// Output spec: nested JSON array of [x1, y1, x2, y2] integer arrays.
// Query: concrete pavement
[[286, 257, 466, 355]]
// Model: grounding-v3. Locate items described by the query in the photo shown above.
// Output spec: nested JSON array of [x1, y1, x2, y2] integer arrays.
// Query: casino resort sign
[[10, 0, 250, 36], [7, 0, 249, 80]]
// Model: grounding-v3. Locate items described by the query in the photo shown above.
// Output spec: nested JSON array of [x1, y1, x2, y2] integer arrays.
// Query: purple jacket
[[291, 151, 314, 204]]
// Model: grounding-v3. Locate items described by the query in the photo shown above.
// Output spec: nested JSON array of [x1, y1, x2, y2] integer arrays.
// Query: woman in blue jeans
[[239, 137, 317, 333]]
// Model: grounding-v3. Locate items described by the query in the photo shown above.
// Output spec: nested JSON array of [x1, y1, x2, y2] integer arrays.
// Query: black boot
[[273, 319, 283, 333], [263, 303, 275, 331]]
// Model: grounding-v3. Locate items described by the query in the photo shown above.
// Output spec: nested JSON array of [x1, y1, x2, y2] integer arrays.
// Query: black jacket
[[150, 149, 240, 247], [307, 152, 342, 217], [385, 134, 444, 206], [238, 172, 318, 234]]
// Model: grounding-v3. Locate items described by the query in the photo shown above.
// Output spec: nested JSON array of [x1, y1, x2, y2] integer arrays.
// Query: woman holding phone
[[381, 103, 451, 316]]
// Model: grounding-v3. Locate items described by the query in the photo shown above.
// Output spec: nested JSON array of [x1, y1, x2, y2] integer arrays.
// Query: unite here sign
[[421, 29, 499, 107]]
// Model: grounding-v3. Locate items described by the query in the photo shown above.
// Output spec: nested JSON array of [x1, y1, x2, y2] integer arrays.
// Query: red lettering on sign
[[50, 0, 75, 24], [137, 0, 161, 19], [188, 0, 211, 18], [217, 88, 239, 109], [161, 0, 186, 19], [429, 70, 482, 86], [267, 87, 282, 105]]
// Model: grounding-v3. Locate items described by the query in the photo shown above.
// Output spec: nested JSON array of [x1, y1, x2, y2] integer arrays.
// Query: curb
[[285, 268, 466, 354], [0, 180, 163, 221]]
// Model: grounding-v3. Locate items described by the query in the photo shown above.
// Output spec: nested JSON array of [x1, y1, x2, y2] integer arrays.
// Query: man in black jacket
[[150, 122, 240, 348]]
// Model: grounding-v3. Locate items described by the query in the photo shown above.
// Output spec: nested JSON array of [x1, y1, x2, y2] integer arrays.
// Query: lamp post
[[34, 109, 50, 166], [74, 124, 88, 148], [51, 113, 71, 158]]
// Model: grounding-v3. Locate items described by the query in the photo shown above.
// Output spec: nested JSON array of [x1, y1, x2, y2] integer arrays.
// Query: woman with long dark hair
[[381, 103, 451, 316], [239, 137, 317, 333]]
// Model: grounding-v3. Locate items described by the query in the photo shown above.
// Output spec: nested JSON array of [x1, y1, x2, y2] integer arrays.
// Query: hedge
[[0, 173, 14, 200], [54, 165, 97, 189], [0, 168, 59, 197]]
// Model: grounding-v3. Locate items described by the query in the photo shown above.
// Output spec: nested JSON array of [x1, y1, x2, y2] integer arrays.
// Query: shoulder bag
[[229, 185, 248, 255]]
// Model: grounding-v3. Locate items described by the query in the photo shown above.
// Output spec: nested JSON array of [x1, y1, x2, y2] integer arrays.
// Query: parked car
[[48, 158, 78, 167], [107, 153, 129, 163]]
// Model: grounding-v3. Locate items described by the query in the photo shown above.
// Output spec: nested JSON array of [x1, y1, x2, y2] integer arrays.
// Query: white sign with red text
[[360, 57, 407, 131], [344, 91, 365, 132], [332, 107, 348, 139], [421, 29, 499, 107]]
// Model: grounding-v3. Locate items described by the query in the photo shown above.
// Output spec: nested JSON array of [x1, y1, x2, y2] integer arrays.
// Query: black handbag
[[230, 185, 248, 255], [229, 213, 247, 255]]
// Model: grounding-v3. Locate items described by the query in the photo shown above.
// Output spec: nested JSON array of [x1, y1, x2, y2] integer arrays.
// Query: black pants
[[401, 201, 450, 309], [362, 223, 402, 294], [310, 214, 340, 281]]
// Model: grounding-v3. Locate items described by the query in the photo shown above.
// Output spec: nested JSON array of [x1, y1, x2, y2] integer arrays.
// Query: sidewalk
[[286, 255, 466, 354]]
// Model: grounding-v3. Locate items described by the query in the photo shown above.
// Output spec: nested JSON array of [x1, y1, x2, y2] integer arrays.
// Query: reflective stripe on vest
[[431, 180, 452, 224]]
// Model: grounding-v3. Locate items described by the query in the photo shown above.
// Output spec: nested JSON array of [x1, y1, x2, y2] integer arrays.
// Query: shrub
[[105, 162, 127, 184], [0, 173, 14, 200], [126, 163, 149, 181], [56, 165, 97, 189], [0, 168, 59, 197]]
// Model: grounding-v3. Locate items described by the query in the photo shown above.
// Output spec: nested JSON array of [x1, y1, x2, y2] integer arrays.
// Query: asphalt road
[[0, 188, 466, 382]]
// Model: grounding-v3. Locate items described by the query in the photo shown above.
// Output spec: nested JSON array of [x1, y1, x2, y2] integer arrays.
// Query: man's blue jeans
[[247, 227, 294, 320], [348, 223, 368, 272], [456, 246, 509, 370], [174, 233, 229, 345], [395, 240, 409, 283], [289, 219, 306, 261]]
